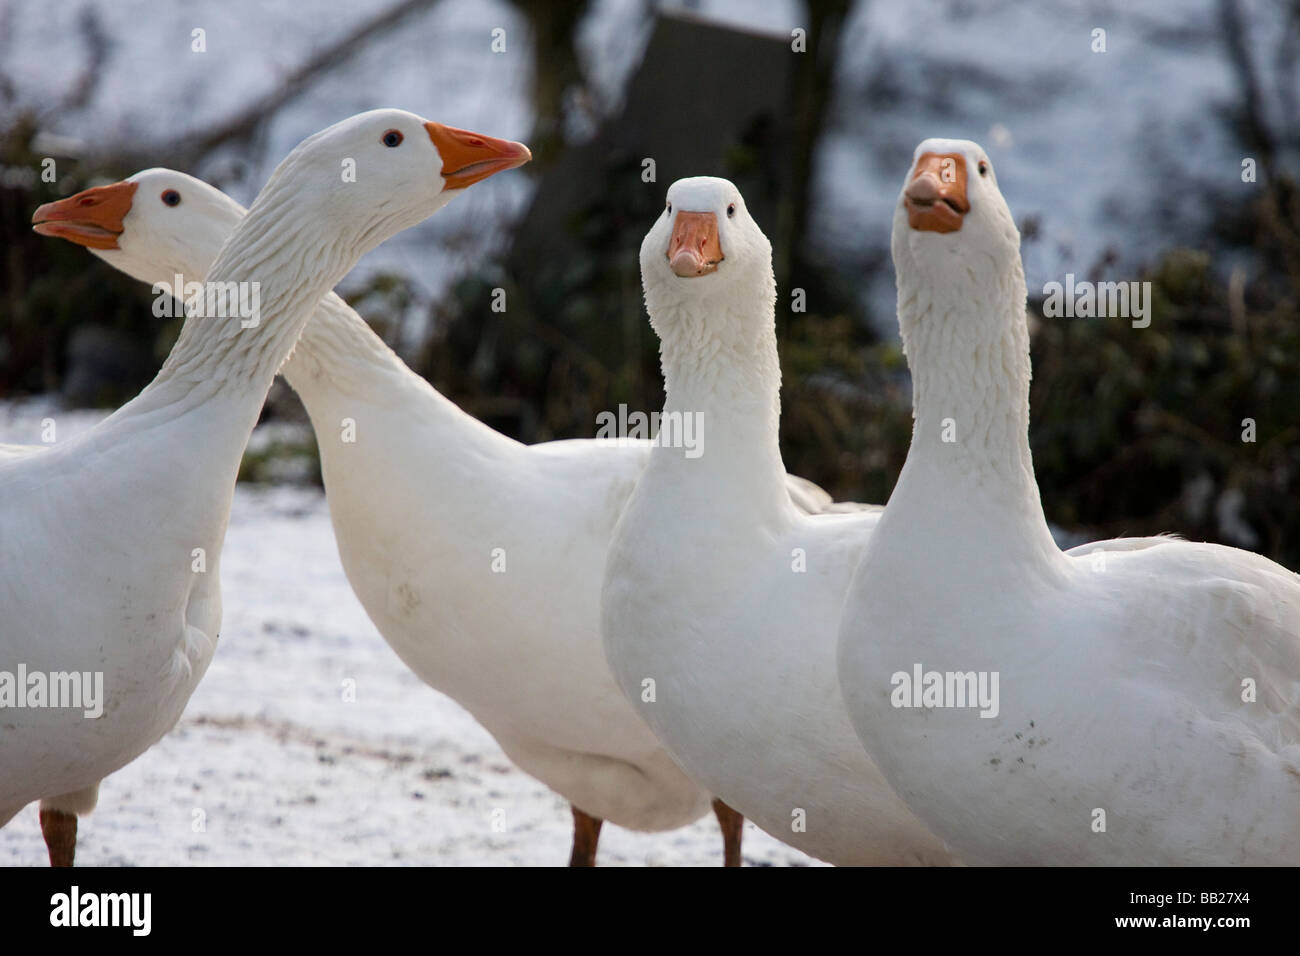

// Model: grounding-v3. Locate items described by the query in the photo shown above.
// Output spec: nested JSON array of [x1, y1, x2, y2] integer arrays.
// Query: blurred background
[[2, 0, 1298, 562]]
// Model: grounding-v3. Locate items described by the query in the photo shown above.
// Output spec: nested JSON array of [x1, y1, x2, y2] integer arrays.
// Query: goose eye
[[978, 161, 989, 176], [161, 190, 181, 206], [382, 129, 404, 148], [727, 203, 736, 218], [666, 202, 672, 214]]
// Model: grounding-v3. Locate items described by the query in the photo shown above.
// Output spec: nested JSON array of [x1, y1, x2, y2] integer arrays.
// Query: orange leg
[[712, 798, 743, 867], [39, 808, 78, 867], [569, 805, 603, 867]]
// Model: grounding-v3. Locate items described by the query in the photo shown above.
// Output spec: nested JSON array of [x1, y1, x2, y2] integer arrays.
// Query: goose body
[[298, 366, 708, 831], [836, 138, 1300, 865], [600, 177, 954, 865], [5, 110, 528, 863], [35, 169, 847, 862]]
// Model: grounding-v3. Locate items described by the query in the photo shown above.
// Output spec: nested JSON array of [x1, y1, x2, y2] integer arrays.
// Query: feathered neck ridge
[[890, 235, 1059, 560], [898, 246, 1033, 477], [153, 171, 362, 394], [646, 268, 790, 513], [280, 293, 417, 405]]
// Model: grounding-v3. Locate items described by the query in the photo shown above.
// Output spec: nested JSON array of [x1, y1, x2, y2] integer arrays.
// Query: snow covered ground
[[0, 400, 820, 866]]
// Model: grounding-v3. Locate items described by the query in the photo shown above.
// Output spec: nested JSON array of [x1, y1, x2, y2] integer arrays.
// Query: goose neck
[[653, 294, 790, 514], [891, 257, 1059, 562], [279, 295, 409, 404], [150, 184, 359, 405]]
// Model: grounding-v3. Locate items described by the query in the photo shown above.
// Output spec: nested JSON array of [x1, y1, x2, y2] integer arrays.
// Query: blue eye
[[727, 203, 735, 218], [382, 129, 404, 148], [161, 190, 180, 206]]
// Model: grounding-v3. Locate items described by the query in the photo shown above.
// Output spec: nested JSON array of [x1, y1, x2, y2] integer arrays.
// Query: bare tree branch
[[166, 0, 441, 168]]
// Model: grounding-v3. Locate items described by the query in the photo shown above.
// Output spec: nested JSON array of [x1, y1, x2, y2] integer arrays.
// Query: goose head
[[639, 176, 774, 339], [891, 138, 1023, 348], [33, 169, 243, 286], [258, 109, 530, 250], [892, 138, 1019, 285], [33, 109, 530, 276]]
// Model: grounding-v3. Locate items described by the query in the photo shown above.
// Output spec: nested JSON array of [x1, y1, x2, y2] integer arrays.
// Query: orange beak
[[904, 152, 970, 234], [667, 211, 724, 277], [32, 180, 138, 250], [424, 122, 531, 190]]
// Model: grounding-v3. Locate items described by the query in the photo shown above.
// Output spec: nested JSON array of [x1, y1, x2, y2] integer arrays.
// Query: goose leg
[[568, 806, 603, 867], [712, 798, 743, 867], [39, 809, 78, 867], [38, 783, 98, 867]]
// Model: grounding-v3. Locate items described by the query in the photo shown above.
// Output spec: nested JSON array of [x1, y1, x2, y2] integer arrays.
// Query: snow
[[0, 401, 819, 865]]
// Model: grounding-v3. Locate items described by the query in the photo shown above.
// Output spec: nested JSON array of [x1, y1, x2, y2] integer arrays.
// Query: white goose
[[6, 109, 529, 865], [600, 177, 955, 865], [32, 168, 847, 867], [836, 138, 1300, 865]]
